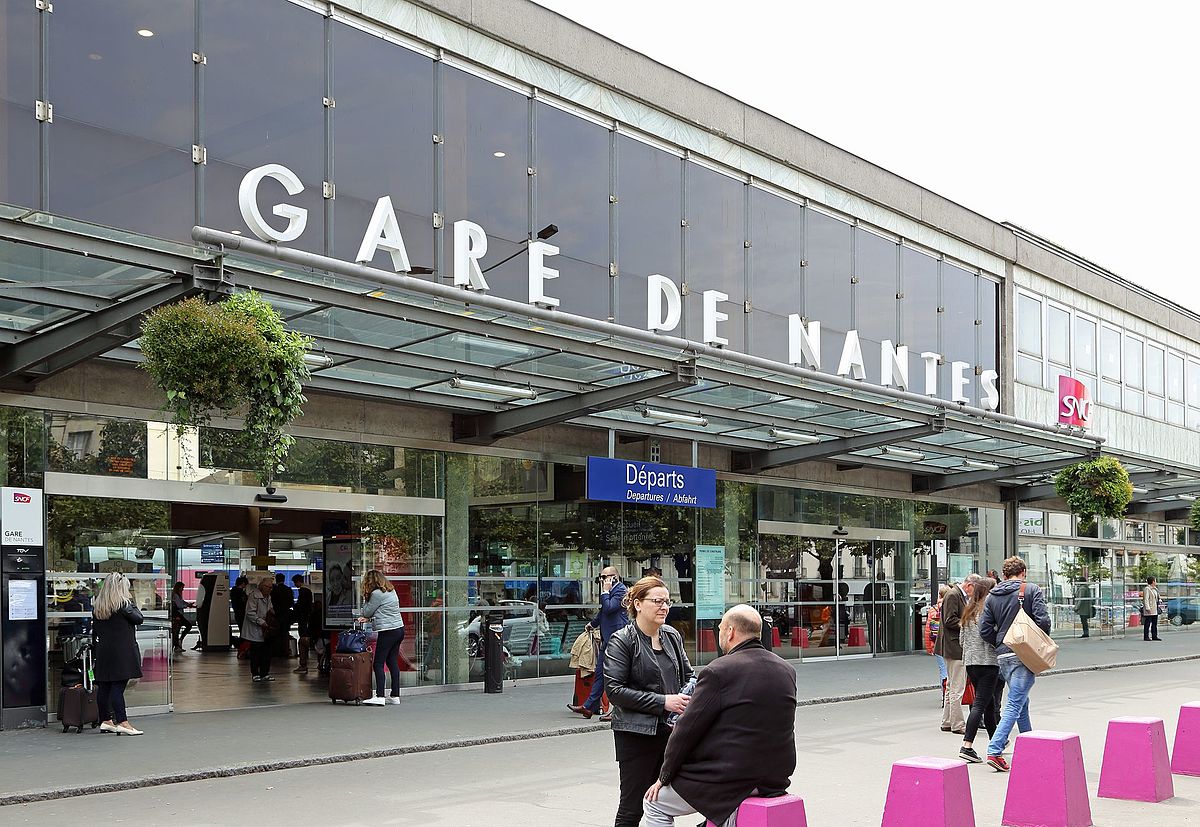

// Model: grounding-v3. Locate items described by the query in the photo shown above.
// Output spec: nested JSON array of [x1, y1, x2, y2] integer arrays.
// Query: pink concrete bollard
[[1002, 731, 1092, 827], [1171, 702, 1200, 776], [1098, 717, 1174, 802], [705, 794, 806, 827], [881, 757, 975, 827]]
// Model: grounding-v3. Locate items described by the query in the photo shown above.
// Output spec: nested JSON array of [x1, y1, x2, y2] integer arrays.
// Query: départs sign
[[586, 456, 716, 509], [236, 165, 1001, 410], [1057, 375, 1092, 429]]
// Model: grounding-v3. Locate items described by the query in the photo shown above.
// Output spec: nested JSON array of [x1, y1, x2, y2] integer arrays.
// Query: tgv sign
[[239, 164, 1000, 410]]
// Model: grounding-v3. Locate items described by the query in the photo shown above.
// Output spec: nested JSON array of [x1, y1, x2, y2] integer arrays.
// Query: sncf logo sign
[[11, 492, 31, 504], [1058, 375, 1092, 429]]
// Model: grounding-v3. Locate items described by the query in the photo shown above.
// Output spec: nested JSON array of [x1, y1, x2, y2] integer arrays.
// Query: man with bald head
[[642, 604, 798, 826], [569, 566, 628, 720]]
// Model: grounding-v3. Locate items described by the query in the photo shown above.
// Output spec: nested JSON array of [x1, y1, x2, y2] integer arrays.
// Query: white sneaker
[[363, 695, 386, 706], [385, 696, 401, 705]]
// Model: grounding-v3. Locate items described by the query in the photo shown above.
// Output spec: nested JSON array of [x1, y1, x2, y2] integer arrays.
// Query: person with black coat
[[603, 576, 694, 827], [271, 572, 295, 658], [230, 576, 249, 642], [642, 604, 797, 826], [291, 574, 313, 673], [91, 572, 145, 736]]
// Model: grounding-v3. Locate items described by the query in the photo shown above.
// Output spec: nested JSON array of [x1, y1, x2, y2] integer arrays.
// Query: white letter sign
[[951, 361, 971, 403], [880, 340, 910, 390], [836, 330, 866, 380], [238, 164, 308, 243], [527, 241, 560, 307], [702, 290, 729, 346], [788, 316, 821, 369], [355, 196, 412, 272], [920, 352, 940, 395], [453, 220, 490, 291], [647, 275, 681, 333]]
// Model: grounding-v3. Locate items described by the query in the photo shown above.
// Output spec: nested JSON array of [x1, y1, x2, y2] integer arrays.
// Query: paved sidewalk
[[0, 629, 1194, 804]]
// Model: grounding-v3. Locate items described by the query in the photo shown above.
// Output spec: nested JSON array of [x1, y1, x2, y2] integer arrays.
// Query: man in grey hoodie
[[979, 556, 1052, 772]]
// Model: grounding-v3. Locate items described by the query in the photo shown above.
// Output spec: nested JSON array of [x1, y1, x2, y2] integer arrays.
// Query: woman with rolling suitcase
[[92, 572, 145, 735], [357, 569, 404, 707]]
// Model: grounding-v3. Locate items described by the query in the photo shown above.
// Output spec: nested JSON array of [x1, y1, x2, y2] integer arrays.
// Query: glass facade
[[0, 0, 999, 407]]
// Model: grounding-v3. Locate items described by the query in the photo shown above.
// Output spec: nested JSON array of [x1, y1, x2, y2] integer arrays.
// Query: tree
[[1130, 554, 1171, 586]]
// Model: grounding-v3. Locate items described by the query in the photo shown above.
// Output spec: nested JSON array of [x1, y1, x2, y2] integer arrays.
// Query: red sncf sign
[[1058, 375, 1091, 428], [12, 492, 31, 503]]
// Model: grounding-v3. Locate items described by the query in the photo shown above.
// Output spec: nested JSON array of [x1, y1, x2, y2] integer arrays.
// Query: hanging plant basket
[[1190, 499, 1200, 532], [1053, 456, 1133, 520], [139, 291, 312, 483]]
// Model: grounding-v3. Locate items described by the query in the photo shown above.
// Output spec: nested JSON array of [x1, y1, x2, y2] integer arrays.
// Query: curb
[[4, 650, 1198, 807]]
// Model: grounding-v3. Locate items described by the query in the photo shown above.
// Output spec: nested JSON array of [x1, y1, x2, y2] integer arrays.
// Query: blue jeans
[[988, 656, 1034, 757], [935, 654, 947, 681]]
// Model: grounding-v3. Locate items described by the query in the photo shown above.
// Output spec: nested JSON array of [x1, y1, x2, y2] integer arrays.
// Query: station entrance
[[43, 477, 443, 715]]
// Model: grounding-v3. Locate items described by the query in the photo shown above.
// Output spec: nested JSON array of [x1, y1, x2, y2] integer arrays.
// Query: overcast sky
[[533, 1, 1199, 313]]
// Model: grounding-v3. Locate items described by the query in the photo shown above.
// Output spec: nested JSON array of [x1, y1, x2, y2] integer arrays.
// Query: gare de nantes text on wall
[[237, 164, 1000, 410]]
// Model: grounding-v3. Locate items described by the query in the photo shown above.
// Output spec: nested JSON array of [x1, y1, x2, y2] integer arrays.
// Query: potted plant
[[139, 291, 312, 485], [1054, 456, 1134, 522]]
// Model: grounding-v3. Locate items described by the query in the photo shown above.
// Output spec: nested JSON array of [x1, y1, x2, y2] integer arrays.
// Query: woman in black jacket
[[92, 572, 145, 736], [603, 576, 694, 826]]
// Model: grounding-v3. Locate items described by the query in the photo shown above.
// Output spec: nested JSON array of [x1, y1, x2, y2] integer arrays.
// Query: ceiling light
[[1178, 493, 1197, 501], [1131, 486, 1149, 494], [450, 377, 538, 399], [230, 229, 242, 235], [136, 28, 154, 37], [303, 354, 333, 368], [880, 446, 925, 461], [768, 428, 820, 444], [493, 151, 506, 158], [640, 407, 708, 427], [88, 53, 103, 61], [962, 459, 1000, 471]]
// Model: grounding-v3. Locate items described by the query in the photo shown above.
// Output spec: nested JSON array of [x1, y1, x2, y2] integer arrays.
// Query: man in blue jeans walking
[[568, 566, 628, 720], [979, 556, 1052, 772]]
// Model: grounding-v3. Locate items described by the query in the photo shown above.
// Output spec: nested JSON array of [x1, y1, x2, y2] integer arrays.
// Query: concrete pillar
[[443, 454, 471, 685]]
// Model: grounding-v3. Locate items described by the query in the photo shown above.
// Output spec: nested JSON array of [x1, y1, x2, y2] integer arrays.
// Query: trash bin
[[760, 611, 774, 652], [483, 613, 504, 694]]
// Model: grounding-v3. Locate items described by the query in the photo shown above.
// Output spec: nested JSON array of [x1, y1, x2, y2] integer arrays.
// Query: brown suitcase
[[329, 651, 373, 704]]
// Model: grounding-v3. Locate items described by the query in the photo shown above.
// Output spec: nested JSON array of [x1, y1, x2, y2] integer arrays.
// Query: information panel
[[585, 456, 716, 509], [695, 545, 726, 620]]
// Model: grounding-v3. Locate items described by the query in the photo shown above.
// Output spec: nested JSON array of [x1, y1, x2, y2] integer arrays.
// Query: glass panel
[[978, 278, 999, 377], [442, 66, 530, 302], [1074, 316, 1096, 374], [1123, 388, 1143, 414], [534, 103, 611, 319], [1188, 360, 1200, 409], [749, 188, 800, 364], [1168, 352, 1184, 402], [803, 210, 852, 371], [1047, 305, 1070, 365], [1146, 344, 1165, 396], [331, 23, 435, 272], [1147, 395, 1165, 421], [49, 0, 194, 241], [404, 331, 554, 366], [616, 136, 681, 328], [1100, 380, 1120, 408], [204, 0, 325, 253], [1123, 336, 1143, 389], [0, 0, 38, 208], [1017, 293, 1042, 357], [684, 162, 745, 349], [1168, 401, 1185, 426], [901, 247, 939, 360], [1017, 354, 1042, 386], [289, 307, 445, 349], [1100, 326, 1121, 380], [47, 414, 149, 478], [854, 228, 898, 384]]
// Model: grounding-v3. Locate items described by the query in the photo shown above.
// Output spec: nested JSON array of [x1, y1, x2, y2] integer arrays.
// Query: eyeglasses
[[643, 598, 673, 608]]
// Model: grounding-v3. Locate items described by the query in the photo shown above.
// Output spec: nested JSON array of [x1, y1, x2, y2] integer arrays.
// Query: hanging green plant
[[1053, 456, 1133, 519], [1190, 499, 1200, 532], [139, 291, 312, 484]]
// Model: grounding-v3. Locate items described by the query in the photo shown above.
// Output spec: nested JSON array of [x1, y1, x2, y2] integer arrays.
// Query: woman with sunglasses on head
[[603, 576, 694, 826], [92, 572, 145, 735]]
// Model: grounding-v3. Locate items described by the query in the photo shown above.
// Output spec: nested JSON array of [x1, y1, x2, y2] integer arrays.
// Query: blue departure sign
[[586, 456, 716, 509]]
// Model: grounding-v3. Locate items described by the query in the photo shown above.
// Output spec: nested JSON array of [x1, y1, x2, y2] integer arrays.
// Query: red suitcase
[[573, 669, 609, 713], [329, 651, 373, 704]]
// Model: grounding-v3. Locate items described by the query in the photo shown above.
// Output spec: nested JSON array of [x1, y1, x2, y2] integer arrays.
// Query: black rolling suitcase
[[58, 644, 100, 733]]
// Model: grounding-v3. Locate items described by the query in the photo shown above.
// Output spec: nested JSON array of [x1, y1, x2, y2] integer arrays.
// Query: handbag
[[1003, 582, 1059, 675], [336, 625, 369, 654], [961, 680, 976, 707]]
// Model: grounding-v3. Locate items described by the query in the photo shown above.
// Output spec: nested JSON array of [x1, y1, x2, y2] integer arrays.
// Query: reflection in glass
[[616, 136, 681, 327], [0, 0, 40, 207], [803, 210, 852, 370], [332, 23, 435, 272], [443, 67, 530, 301], [685, 163, 745, 348]]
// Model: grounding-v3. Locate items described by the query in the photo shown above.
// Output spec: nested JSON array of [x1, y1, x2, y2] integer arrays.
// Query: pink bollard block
[[1002, 731, 1092, 827], [881, 757, 975, 827], [705, 794, 807, 827], [1098, 717, 1174, 802], [1171, 702, 1200, 776]]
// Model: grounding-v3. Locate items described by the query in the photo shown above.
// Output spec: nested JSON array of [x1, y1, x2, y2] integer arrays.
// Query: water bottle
[[666, 676, 697, 727]]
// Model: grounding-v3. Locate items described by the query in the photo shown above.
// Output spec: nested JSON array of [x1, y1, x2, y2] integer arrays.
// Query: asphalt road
[[9, 660, 1200, 825]]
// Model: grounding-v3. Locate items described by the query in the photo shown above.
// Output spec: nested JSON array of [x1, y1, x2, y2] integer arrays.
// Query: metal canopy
[[1128, 497, 1200, 515], [453, 361, 699, 445], [913, 454, 1099, 494], [0, 213, 1138, 493]]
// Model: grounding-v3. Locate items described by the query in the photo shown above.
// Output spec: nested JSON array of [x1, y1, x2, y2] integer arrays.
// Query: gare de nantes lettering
[[238, 164, 1000, 410]]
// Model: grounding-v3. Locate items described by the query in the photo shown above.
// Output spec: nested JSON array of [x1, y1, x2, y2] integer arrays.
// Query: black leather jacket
[[604, 622, 694, 735]]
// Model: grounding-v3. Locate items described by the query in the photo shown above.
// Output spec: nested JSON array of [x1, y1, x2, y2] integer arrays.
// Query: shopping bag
[[961, 680, 975, 706], [1003, 582, 1058, 674]]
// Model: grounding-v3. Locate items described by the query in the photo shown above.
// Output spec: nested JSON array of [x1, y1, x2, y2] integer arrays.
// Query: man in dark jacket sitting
[[641, 604, 797, 826], [979, 555, 1052, 773]]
